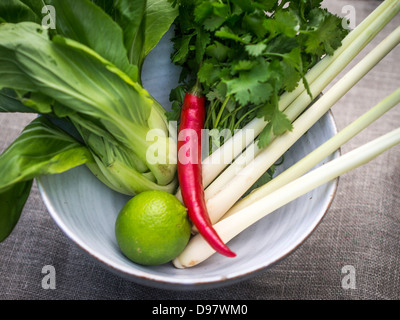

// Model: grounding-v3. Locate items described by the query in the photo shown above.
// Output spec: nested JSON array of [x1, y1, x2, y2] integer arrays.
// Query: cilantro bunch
[[168, 0, 348, 148]]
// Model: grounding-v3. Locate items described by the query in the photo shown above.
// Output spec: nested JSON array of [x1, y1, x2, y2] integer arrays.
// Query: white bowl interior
[[37, 29, 339, 290]]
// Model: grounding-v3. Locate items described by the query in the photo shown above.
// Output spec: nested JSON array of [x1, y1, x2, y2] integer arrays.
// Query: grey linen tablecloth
[[0, 0, 399, 300]]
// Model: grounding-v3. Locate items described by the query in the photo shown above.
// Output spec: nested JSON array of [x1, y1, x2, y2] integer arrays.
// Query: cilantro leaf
[[305, 8, 349, 56], [245, 43, 267, 57], [274, 9, 300, 38], [205, 41, 231, 61], [215, 26, 251, 44], [195, 28, 211, 63], [225, 60, 272, 105], [194, 1, 213, 22], [197, 60, 221, 86], [172, 33, 195, 64], [242, 165, 276, 198], [230, 0, 254, 13], [258, 0, 278, 11], [232, 60, 257, 72], [203, 15, 226, 31], [243, 14, 268, 39], [281, 59, 302, 92], [257, 102, 293, 148]]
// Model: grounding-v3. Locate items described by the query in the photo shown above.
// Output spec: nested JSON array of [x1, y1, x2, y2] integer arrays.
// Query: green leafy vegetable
[[46, 0, 139, 81], [113, 0, 147, 72], [0, 0, 40, 24], [0, 21, 177, 188], [0, 116, 93, 241], [92, 0, 178, 76], [141, 0, 179, 63], [0, 0, 178, 241], [0, 88, 35, 113], [0, 0, 178, 80], [0, 117, 93, 190], [0, 180, 32, 242]]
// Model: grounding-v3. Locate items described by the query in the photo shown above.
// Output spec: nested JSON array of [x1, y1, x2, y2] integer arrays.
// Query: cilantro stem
[[219, 104, 245, 129], [226, 0, 232, 15], [205, 99, 218, 130], [233, 105, 262, 131], [214, 96, 231, 129], [263, 52, 289, 59]]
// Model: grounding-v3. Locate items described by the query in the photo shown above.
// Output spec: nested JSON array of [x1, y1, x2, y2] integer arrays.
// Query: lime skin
[[115, 190, 191, 266]]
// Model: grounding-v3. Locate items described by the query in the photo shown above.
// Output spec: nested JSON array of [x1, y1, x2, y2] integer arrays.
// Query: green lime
[[115, 190, 191, 266]]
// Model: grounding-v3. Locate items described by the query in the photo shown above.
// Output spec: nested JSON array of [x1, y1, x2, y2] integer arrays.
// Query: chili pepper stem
[[189, 78, 203, 97]]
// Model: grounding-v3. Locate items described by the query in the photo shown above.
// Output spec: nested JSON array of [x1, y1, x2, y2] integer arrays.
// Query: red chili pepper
[[177, 87, 236, 258]]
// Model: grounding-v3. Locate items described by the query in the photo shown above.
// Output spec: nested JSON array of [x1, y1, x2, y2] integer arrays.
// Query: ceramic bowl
[[37, 30, 339, 290]]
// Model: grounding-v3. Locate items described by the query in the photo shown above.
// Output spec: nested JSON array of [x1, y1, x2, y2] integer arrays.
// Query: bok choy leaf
[[0, 0, 178, 82], [0, 180, 32, 242], [44, 0, 139, 82], [0, 88, 36, 113], [0, 21, 177, 193], [92, 0, 178, 73], [0, 0, 40, 24], [0, 116, 93, 241]]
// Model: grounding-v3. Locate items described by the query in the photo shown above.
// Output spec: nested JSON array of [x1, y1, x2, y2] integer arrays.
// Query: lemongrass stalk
[[190, 0, 400, 192], [222, 88, 400, 219], [203, 141, 263, 201], [173, 127, 400, 268], [203, 26, 400, 225]]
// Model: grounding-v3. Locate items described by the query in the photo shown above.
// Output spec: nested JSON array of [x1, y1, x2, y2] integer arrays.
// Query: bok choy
[[0, 0, 178, 241]]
